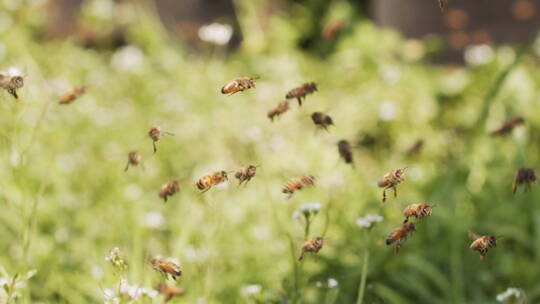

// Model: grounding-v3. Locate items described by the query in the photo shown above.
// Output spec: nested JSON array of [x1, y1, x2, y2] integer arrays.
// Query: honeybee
[[150, 257, 182, 280], [267, 101, 290, 122], [512, 168, 536, 194], [337, 140, 354, 166], [378, 167, 407, 203], [148, 126, 175, 153], [221, 77, 258, 95], [406, 139, 424, 157], [0, 72, 24, 99], [403, 203, 433, 223], [469, 231, 497, 260], [235, 165, 258, 186], [385, 223, 416, 254], [299, 236, 324, 261], [124, 151, 141, 171], [323, 20, 348, 41], [491, 117, 524, 136], [438, 0, 448, 11], [286, 82, 317, 106], [59, 86, 86, 104], [282, 176, 316, 198], [156, 284, 184, 302], [196, 170, 229, 193], [159, 180, 180, 202], [311, 112, 334, 130]]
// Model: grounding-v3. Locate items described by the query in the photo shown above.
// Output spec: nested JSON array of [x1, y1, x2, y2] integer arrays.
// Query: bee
[[469, 231, 496, 260], [286, 82, 317, 106], [124, 151, 141, 171], [491, 117, 524, 136], [438, 0, 448, 11], [403, 203, 433, 223], [337, 139, 354, 166], [59, 86, 86, 104], [234, 165, 258, 186], [196, 170, 229, 193], [0, 72, 24, 99], [385, 223, 416, 254], [221, 77, 258, 95], [406, 139, 424, 157], [311, 112, 334, 130], [156, 283, 184, 302], [159, 180, 180, 202], [150, 257, 182, 280], [282, 176, 316, 198], [299, 236, 324, 261], [377, 167, 407, 203], [267, 101, 290, 122], [148, 126, 175, 153], [322, 20, 348, 41], [512, 168, 536, 194]]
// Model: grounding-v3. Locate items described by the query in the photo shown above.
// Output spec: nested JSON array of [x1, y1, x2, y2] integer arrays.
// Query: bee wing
[[468, 231, 481, 240]]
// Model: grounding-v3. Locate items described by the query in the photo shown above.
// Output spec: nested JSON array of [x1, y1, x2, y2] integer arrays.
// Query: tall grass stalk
[[356, 230, 369, 304]]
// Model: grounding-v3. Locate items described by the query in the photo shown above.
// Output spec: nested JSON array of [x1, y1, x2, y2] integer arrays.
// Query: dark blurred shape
[[322, 20, 349, 41], [491, 116, 525, 136], [372, 0, 540, 63]]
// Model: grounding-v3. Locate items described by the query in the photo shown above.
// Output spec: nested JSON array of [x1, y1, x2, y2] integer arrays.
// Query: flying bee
[[286, 82, 317, 106], [403, 203, 433, 223], [150, 257, 182, 280], [311, 112, 334, 130], [378, 167, 407, 203], [59, 86, 86, 104], [196, 170, 229, 193], [406, 139, 424, 157], [221, 77, 258, 95], [438, 0, 448, 11], [469, 231, 497, 260], [159, 180, 180, 202], [0, 72, 24, 99], [299, 236, 324, 261], [235, 165, 259, 186], [337, 139, 354, 166], [282, 175, 316, 198], [512, 168, 536, 194], [385, 223, 416, 254], [124, 151, 141, 171], [267, 101, 290, 122], [491, 117, 524, 136], [148, 126, 175, 153], [156, 284, 184, 302]]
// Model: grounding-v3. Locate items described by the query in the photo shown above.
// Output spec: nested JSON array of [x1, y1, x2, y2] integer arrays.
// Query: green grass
[[1, 1, 540, 303]]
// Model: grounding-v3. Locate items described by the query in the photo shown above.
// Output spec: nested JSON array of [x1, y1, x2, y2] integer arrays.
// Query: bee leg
[[403, 217, 409, 224], [163, 196, 168, 203], [152, 141, 157, 153], [124, 162, 130, 172], [393, 186, 397, 198], [298, 250, 305, 261], [382, 188, 387, 203], [395, 239, 401, 254], [512, 183, 517, 194], [200, 187, 211, 194], [297, 97, 302, 106]]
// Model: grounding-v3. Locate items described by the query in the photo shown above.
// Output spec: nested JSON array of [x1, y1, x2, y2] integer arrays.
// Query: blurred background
[[1, 0, 540, 303]]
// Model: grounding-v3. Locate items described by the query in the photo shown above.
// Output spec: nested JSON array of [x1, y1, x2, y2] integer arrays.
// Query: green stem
[[356, 247, 369, 304], [304, 217, 311, 240]]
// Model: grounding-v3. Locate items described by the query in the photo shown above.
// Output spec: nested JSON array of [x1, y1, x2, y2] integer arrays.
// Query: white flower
[[356, 214, 384, 228], [379, 65, 400, 85], [496, 287, 523, 302], [378, 100, 399, 121], [144, 211, 164, 229], [464, 44, 494, 66], [328, 278, 338, 288], [111, 45, 144, 72], [242, 284, 262, 296], [299, 202, 322, 214], [198, 23, 233, 45]]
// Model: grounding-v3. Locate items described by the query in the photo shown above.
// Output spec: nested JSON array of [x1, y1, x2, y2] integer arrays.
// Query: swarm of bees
[[286, 82, 318, 106], [59, 86, 86, 105], [403, 203, 433, 223], [148, 126, 175, 153], [150, 257, 182, 280], [377, 167, 407, 203], [299, 236, 324, 260], [282, 175, 316, 198], [156, 284, 185, 302], [311, 112, 334, 130], [491, 117, 525, 136], [267, 101, 290, 121], [159, 180, 180, 202], [234, 165, 258, 186], [0, 72, 24, 99], [221, 77, 258, 95], [512, 168, 536, 194], [124, 151, 142, 171], [469, 231, 497, 260], [385, 223, 416, 254], [337, 140, 354, 166], [196, 170, 229, 193]]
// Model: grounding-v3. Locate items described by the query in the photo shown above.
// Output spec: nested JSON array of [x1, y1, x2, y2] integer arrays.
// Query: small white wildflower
[[496, 287, 523, 302], [379, 65, 400, 85], [356, 214, 384, 229], [356, 218, 371, 228], [464, 44, 494, 66], [328, 278, 338, 288], [292, 210, 301, 220], [198, 23, 233, 45], [105, 247, 127, 272], [144, 211, 164, 229], [378, 100, 399, 121], [299, 202, 322, 214], [242, 284, 262, 296], [111, 45, 144, 72]]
